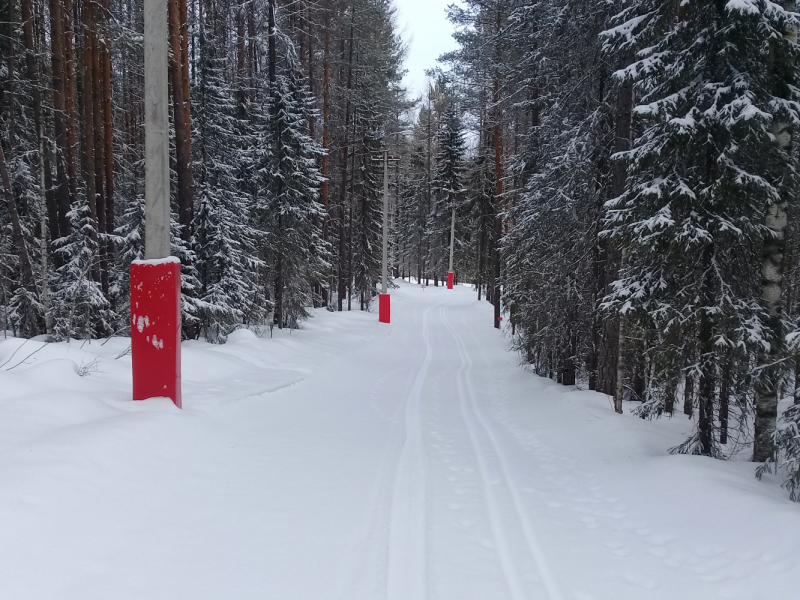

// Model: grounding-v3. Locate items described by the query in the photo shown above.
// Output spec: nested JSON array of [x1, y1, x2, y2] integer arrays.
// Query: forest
[[2, 0, 800, 500]]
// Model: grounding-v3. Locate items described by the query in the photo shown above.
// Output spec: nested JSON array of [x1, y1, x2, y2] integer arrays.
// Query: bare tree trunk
[[492, 77, 503, 330], [0, 142, 37, 294], [90, 0, 107, 291], [610, 68, 633, 409], [83, 2, 99, 233], [21, 0, 58, 241], [684, 372, 695, 416], [237, 0, 246, 112], [697, 246, 716, 456], [169, 0, 194, 242], [63, 0, 78, 203], [101, 0, 114, 237], [321, 0, 331, 305], [306, 0, 315, 139], [267, 0, 284, 328], [753, 166, 789, 462], [337, 15, 355, 312], [50, 0, 72, 238], [248, 0, 257, 102], [719, 359, 731, 445]]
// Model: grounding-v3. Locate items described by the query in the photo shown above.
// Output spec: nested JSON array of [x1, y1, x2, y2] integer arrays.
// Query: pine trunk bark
[[169, 0, 194, 242], [101, 0, 114, 237], [63, 0, 78, 203], [83, 3, 99, 233], [50, 0, 72, 238]]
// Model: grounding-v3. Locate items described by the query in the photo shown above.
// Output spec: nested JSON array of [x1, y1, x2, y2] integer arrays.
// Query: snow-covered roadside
[[0, 281, 798, 600]]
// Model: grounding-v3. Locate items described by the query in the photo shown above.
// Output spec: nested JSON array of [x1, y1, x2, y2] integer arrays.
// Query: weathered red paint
[[131, 259, 182, 407], [447, 271, 454, 289], [379, 293, 391, 324]]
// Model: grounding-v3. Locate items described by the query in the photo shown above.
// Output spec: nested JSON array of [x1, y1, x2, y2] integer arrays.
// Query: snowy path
[[1, 282, 799, 600]]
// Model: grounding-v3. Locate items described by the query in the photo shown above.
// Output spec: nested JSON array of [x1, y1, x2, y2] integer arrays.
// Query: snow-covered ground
[[0, 281, 797, 600]]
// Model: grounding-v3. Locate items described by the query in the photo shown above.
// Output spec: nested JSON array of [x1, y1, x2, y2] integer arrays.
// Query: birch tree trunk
[[753, 128, 790, 462], [753, 14, 795, 462]]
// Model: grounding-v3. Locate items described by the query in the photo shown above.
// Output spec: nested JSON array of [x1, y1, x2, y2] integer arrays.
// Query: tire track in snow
[[441, 306, 565, 600], [384, 300, 439, 600]]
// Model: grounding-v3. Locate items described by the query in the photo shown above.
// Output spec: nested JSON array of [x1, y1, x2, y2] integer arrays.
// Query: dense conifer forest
[[2, 0, 800, 499]]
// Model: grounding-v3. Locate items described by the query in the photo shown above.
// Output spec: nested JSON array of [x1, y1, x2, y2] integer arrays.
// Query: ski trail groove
[[385, 301, 438, 600], [440, 306, 528, 600], [442, 306, 566, 600]]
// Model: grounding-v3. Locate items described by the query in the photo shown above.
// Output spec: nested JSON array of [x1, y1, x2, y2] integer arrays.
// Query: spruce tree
[[193, 6, 264, 341], [259, 31, 327, 328], [603, 0, 800, 456]]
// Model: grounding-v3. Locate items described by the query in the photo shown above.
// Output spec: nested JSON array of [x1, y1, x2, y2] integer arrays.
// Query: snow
[[131, 256, 181, 266], [1, 281, 798, 599], [726, 0, 761, 15]]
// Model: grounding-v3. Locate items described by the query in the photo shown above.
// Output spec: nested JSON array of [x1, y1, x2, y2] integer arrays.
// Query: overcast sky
[[393, 0, 460, 99]]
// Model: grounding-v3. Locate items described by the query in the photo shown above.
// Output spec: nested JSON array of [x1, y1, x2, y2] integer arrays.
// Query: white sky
[[393, 0, 460, 99]]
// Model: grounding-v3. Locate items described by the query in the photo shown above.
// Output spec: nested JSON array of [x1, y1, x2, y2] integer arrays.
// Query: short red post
[[131, 258, 182, 407], [379, 293, 391, 323], [447, 271, 454, 289]]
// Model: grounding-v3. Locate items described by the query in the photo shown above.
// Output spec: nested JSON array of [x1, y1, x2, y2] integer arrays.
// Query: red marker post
[[131, 258, 182, 407], [379, 293, 391, 323]]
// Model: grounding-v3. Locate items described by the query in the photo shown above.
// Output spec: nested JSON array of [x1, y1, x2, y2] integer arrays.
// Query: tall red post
[[447, 271, 454, 289], [379, 293, 391, 323], [131, 258, 182, 407]]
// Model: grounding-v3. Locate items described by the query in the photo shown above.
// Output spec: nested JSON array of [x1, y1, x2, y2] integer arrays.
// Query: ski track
[[441, 305, 565, 600], [440, 306, 527, 600], [384, 300, 441, 600]]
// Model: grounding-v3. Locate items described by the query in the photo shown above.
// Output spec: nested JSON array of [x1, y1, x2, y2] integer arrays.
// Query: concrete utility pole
[[144, 0, 170, 259], [447, 207, 456, 289], [375, 147, 399, 323], [382, 150, 389, 295], [131, 0, 182, 408]]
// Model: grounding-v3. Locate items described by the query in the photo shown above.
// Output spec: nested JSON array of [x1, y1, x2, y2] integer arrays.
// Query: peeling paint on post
[[131, 258, 182, 407]]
